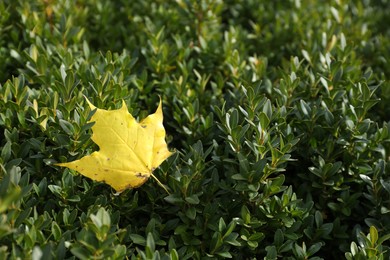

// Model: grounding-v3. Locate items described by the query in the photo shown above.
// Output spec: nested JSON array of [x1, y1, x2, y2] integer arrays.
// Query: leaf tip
[[121, 100, 128, 111], [156, 97, 163, 115], [84, 95, 96, 110], [54, 161, 70, 168]]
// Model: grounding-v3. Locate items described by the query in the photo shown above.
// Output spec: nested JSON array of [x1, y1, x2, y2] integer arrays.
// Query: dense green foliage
[[1, 0, 390, 259]]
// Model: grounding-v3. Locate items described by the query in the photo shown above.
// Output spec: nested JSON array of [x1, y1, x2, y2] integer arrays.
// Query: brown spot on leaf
[[136, 172, 148, 178], [124, 184, 133, 190]]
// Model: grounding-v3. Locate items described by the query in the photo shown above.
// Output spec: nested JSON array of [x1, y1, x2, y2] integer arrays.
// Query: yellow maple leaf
[[56, 98, 173, 193]]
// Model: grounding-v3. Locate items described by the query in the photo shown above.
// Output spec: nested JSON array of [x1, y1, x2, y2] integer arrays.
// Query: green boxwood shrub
[[1, 0, 389, 259]]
